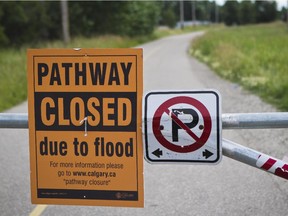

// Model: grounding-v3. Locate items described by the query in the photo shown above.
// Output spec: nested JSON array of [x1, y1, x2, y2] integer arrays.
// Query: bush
[[0, 1, 161, 47]]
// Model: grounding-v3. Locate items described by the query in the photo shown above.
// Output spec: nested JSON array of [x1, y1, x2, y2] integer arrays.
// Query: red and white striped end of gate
[[256, 154, 288, 180]]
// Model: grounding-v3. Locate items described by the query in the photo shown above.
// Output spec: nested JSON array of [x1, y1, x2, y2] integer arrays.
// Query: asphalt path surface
[[1, 32, 287, 216]]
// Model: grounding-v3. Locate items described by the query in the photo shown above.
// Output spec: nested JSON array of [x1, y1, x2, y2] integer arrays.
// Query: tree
[[159, 1, 182, 26], [195, 1, 213, 21], [123, 1, 161, 36], [222, 1, 240, 26], [0, 4, 8, 46], [255, 1, 277, 23], [69, 1, 160, 37], [239, 0, 256, 24], [159, 1, 178, 27], [0, 1, 162, 47], [280, 6, 287, 22], [0, 1, 54, 46]]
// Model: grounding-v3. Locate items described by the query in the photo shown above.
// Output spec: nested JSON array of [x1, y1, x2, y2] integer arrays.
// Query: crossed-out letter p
[[172, 108, 199, 142]]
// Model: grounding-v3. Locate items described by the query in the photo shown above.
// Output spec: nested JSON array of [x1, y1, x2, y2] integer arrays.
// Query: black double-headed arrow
[[152, 148, 213, 159]]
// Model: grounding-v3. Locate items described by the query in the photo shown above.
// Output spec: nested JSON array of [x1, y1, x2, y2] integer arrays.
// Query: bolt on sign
[[27, 48, 143, 207]]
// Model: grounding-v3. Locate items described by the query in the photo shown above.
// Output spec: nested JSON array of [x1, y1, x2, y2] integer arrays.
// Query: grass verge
[[0, 35, 138, 112], [0, 25, 215, 112], [190, 22, 288, 111]]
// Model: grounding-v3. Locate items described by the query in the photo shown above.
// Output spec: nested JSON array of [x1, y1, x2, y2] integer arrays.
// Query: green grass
[[0, 49, 27, 111], [0, 34, 158, 112], [190, 22, 288, 111], [0, 25, 215, 112], [0, 35, 139, 112]]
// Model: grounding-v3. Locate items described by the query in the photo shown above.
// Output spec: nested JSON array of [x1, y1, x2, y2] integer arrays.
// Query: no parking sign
[[144, 90, 222, 164]]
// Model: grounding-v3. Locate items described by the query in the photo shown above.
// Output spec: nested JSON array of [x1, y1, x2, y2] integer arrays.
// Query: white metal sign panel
[[144, 90, 222, 164]]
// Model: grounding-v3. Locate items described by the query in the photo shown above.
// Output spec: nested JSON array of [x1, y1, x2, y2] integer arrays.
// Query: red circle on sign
[[152, 96, 212, 153]]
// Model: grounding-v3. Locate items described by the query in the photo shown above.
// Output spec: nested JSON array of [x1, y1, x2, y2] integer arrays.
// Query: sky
[[274, 0, 287, 9]]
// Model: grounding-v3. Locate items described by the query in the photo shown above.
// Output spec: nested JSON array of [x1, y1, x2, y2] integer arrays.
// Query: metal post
[[0, 113, 28, 128], [222, 112, 288, 129], [1, 113, 288, 180], [1, 112, 288, 129], [223, 139, 288, 180]]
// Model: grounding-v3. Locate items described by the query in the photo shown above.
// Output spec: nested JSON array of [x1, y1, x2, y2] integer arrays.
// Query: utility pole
[[192, 1, 196, 26], [287, 0, 288, 30], [180, 0, 184, 29], [215, 1, 219, 24], [61, 0, 70, 45]]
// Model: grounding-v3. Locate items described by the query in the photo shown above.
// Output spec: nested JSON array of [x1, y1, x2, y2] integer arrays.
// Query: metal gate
[[1, 112, 288, 180]]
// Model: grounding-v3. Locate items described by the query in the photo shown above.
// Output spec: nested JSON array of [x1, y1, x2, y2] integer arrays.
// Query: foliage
[[222, 1, 240, 25], [239, 0, 256, 24], [0, 6, 8, 45], [0, 2, 56, 46], [98, 1, 160, 37], [280, 7, 288, 21], [0, 22, 215, 112], [0, 33, 157, 112], [254, 1, 277, 23], [222, 0, 278, 26], [162, 8, 177, 28], [0, 1, 284, 47], [0, 1, 160, 47], [191, 22, 288, 110], [119, 1, 161, 37], [159, 1, 178, 28], [178, 1, 217, 22], [255, 1, 277, 23], [159, 1, 281, 27]]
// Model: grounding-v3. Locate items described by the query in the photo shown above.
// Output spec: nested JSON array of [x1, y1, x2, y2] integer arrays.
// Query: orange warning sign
[[27, 48, 143, 207]]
